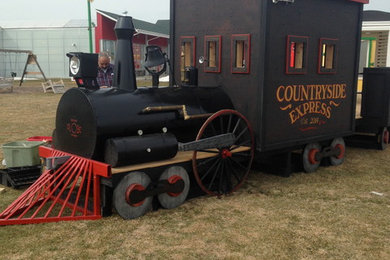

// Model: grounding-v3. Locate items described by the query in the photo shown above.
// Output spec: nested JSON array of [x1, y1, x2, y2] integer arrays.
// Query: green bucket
[[2, 141, 44, 168]]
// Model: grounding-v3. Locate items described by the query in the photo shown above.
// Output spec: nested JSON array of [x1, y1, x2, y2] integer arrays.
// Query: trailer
[[347, 67, 390, 150]]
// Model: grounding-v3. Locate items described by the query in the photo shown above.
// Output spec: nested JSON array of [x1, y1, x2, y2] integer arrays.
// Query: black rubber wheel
[[113, 171, 152, 219], [377, 127, 389, 150], [302, 143, 321, 173], [157, 166, 190, 209], [192, 109, 255, 196], [329, 137, 345, 166]]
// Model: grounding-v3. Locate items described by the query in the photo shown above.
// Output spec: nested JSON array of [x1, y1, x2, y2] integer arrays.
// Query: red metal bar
[[39, 146, 111, 177], [28, 157, 80, 219], [44, 158, 84, 218], [84, 163, 93, 215], [0, 173, 51, 218], [57, 160, 87, 217], [0, 148, 107, 226], [93, 175, 101, 216], [72, 161, 91, 217], [55, 197, 94, 216], [0, 215, 101, 226]]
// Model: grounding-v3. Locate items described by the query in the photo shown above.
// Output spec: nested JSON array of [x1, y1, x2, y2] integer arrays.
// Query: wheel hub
[[167, 175, 184, 197], [221, 149, 232, 159], [384, 130, 389, 144], [335, 144, 345, 159], [308, 149, 320, 165], [125, 184, 146, 207]]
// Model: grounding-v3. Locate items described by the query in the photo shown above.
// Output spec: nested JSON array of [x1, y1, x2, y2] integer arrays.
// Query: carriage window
[[232, 34, 251, 74], [286, 36, 308, 74], [205, 35, 221, 73], [318, 38, 338, 74], [180, 36, 196, 82]]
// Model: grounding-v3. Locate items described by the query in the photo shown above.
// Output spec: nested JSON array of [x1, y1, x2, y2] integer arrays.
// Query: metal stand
[[0, 49, 47, 87]]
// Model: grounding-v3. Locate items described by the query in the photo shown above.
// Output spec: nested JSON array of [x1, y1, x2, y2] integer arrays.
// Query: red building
[[95, 10, 169, 75]]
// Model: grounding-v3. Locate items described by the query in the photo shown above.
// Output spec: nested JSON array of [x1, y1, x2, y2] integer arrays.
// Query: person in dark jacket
[[96, 52, 114, 88]]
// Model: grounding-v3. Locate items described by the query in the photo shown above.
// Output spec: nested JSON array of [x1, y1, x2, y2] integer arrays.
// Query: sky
[[0, 0, 170, 23], [0, 0, 389, 24]]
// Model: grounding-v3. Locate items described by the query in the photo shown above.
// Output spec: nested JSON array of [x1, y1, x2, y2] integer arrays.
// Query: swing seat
[[42, 79, 65, 94]]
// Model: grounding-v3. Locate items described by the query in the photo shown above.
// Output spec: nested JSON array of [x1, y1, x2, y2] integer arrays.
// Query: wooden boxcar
[[348, 67, 390, 150], [170, 0, 367, 172]]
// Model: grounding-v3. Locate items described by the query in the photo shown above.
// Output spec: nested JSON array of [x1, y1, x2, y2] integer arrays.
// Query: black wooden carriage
[[170, 0, 367, 173], [348, 67, 390, 150]]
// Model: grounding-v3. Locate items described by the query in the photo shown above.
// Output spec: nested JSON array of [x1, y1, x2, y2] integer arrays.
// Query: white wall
[[0, 27, 93, 78]]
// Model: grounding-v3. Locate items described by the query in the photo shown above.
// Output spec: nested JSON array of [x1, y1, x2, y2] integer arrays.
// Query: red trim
[[95, 13, 117, 53], [204, 35, 222, 73], [26, 136, 52, 142], [285, 35, 309, 75], [126, 184, 146, 207], [308, 149, 320, 165], [231, 34, 251, 74], [290, 42, 296, 68], [39, 146, 111, 178], [335, 144, 345, 159], [349, 0, 369, 4], [317, 38, 338, 75], [0, 153, 103, 226], [180, 36, 196, 68], [167, 175, 184, 197], [383, 129, 389, 144]]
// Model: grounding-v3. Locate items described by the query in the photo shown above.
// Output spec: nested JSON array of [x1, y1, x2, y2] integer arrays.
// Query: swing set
[[0, 49, 47, 87]]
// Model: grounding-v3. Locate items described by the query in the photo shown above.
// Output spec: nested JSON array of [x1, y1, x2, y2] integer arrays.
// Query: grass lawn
[[0, 80, 389, 259]]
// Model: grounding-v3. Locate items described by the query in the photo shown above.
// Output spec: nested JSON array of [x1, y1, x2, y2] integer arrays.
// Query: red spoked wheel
[[192, 109, 255, 196]]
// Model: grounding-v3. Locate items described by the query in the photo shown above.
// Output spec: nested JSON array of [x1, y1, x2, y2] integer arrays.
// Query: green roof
[[96, 9, 169, 37]]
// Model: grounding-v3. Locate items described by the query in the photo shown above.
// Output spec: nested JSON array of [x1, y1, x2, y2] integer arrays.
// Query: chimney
[[113, 16, 137, 92]]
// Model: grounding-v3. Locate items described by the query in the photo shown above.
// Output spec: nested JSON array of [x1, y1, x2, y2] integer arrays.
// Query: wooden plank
[[184, 42, 192, 67], [111, 146, 251, 174], [325, 44, 335, 69], [25, 72, 43, 75], [0, 49, 32, 54], [294, 42, 304, 69], [236, 41, 244, 68], [209, 41, 216, 67]]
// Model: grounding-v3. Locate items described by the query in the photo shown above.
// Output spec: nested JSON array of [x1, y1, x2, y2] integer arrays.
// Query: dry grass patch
[[0, 81, 389, 259]]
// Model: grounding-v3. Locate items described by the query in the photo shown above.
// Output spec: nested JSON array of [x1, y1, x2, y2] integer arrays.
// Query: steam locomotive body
[[46, 0, 375, 219], [55, 86, 233, 162]]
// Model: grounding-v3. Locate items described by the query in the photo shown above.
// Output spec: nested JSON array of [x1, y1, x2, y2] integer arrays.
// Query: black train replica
[[33, 0, 389, 220]]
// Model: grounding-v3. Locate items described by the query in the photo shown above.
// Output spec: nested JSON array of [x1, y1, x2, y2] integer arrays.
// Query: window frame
[[318, 38, 338, 74], [204, 35, 222, 73], [231, 34, 251, 74], [285, 35, 309, 75]]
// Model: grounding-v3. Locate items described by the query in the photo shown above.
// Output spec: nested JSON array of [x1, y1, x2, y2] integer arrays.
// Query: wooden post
[[19, 54, 47, 86]]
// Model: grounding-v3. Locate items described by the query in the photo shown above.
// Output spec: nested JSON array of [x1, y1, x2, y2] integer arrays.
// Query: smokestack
[[113, 16, 137, 92]]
